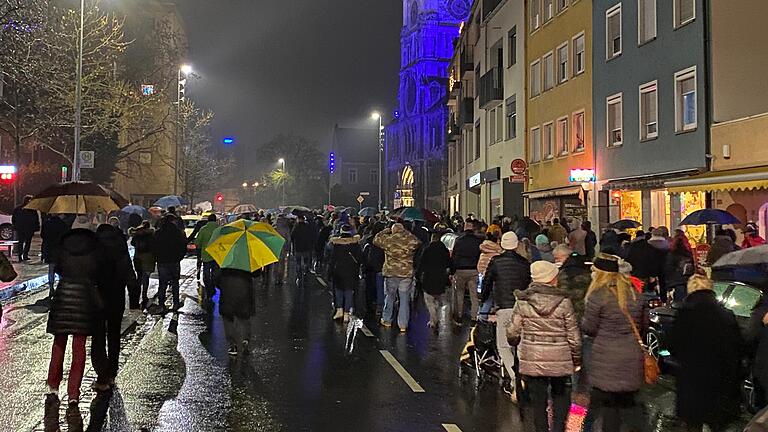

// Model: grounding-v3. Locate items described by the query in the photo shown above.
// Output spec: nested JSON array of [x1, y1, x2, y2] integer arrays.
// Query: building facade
[[385, 0, 470, 209], [446, 0, 527, 221], [525, 0, 594, 227], [592, 0, 708, 233], [329, 125, 381, 208]]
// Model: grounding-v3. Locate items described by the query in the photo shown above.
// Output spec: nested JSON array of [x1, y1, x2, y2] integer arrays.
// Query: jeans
[[452, 269, 479, 321], [365, 272, 384, 308], [157, 262, 181, 308], [525, 375, 572, 432], [47, 334, 87, 401], [335, 289, 354, 313], [202, 260, 218, 301], [295, 251, 312, 277], [383, 277, 412, 329], [91, 312, 122, 385], [423, 292, 445, 325], [589, 388, 642, 432], [17, 231, 33, 260], [48, 263, 56, 298], [495, 308, 517, 383]]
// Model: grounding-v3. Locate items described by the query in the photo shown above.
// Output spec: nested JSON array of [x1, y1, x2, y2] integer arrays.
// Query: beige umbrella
[[25, 181, 120, 214]]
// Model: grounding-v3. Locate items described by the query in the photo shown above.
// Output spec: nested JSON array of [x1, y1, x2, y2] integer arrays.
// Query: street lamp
[[242, 182, 248, 188], [278, 158, 286, 206], [175, 64, 192, 195], [72, 0, 86, 182], [371, 111, 384, 212]]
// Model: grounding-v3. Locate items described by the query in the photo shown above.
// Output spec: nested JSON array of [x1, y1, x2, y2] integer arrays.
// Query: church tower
[[385, 0, 470, 209]]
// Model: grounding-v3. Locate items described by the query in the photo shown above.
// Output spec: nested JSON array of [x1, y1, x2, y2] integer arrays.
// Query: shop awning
[[602, 170, 699, 191], [665, 166, 768, 193], [523, 185, 583, 200]]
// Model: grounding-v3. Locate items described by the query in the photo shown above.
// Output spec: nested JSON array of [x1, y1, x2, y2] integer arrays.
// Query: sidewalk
[[0, 237, 49, 301]]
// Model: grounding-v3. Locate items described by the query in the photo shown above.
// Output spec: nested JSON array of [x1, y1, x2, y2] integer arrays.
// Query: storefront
[[525, 186, 588, 228]]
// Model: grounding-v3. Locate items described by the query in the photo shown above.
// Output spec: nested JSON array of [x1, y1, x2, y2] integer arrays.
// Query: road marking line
[[442, 424, 463, 432], [316, 277, 328, 287], [361, 326, 374, 337], [379, 350, 425, 393]]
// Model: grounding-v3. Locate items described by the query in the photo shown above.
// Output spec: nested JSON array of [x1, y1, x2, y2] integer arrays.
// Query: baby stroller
[[458, 320, 506, 389]]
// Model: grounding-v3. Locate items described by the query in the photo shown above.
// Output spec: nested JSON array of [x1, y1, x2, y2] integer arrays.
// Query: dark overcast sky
[[176, 1, 403, 157]]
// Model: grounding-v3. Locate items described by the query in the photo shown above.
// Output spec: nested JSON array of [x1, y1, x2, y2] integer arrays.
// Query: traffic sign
[[360, 192, 370, 196], [510, 159, 527, 175], [356, 195, 365, 204], [80, 151, 95, 169]]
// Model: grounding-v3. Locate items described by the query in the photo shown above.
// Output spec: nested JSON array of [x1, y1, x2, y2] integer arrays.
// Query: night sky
[[176, 1, 403, 165]]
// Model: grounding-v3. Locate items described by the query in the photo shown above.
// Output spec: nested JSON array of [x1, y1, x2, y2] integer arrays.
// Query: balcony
[[460, 49, 474, 78], [458, 97, 474, 126], [479, 67, 503, 109], [449, 78, 462, 98], [447, 113, 460, 140]]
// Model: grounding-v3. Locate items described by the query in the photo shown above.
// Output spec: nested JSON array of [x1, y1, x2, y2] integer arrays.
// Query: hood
[[60, 228, 99, 256], [515, 282, 567, 316], [129, 226, 155, 236], [480, 240, 502, 254], [331, 234, 360, 245], [97, 227, 129, 257]]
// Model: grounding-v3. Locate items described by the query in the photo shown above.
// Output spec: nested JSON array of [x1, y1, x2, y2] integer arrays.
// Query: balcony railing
[[479, 67, 503, 109], [460, 49, 474, 77], [458, 97, 474, 126]]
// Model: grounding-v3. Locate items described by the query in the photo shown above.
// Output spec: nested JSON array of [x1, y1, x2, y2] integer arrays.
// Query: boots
[[332, 308, 343, 320], [43, 393, 60, 432], [343, 312, 350, 323], [66, 401, 83, 432]]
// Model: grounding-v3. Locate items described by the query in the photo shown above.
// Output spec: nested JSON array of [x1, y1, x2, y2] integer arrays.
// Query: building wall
[[592, 0, 707, 181], [710, 114, 768, 171]]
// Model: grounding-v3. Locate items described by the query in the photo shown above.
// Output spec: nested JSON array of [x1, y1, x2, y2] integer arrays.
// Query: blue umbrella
[[153, 195, 188, 208], [680, 209, 741, 226], [120, 204, 149, 218], [358, 207, 378, 217]]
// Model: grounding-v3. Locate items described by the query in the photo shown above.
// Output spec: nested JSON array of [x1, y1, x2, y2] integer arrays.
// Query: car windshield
[[713, 282, 729, 302], [725, 284, 762, 318]]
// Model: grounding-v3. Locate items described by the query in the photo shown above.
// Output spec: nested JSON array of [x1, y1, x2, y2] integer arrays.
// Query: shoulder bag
[[621, 306, 660, 385]]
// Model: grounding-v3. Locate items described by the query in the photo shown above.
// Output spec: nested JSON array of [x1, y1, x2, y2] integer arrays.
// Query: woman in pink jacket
[[477, 233, 502, 319]]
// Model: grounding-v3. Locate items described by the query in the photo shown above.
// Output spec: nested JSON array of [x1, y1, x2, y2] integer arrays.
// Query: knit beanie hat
[[530, 261, 559, 284], [500, 232, 519, 250]]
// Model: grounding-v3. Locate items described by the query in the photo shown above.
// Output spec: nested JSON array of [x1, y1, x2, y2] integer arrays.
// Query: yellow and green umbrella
[[205, 220, 286, 272]]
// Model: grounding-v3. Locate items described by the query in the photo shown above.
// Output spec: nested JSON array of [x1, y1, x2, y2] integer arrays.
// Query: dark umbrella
[[358, 207, 378, 217], [680, 209, 741, 226], [120, 205, 149, 219], [390, 207, 439, 224], [608, 219, 642, 230], [153, 195, 188, 208]]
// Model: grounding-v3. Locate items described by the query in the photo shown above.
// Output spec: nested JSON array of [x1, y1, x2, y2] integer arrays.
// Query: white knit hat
[[500, 231, 519, 250], [530, 261, 560, 284]]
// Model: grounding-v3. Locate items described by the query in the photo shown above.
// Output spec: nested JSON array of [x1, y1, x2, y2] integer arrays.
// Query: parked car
[[648, 280, 763, 412], [0, 213, 14, 241]]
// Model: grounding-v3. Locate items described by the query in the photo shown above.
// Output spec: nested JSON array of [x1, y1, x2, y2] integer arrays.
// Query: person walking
[[507, 261, 581, 432], [314, 217, 333, 272], [535, 234, 554, 262], [273, 215, 292, 286], [44, 229, 104, 432], [418, 231, 452, 329], [669, 273, 742, 431], [362, 222, 386, 315], [554, 245, 591, 322], [481, 232, 531, 402], [129, 221, 156, 310], [218, 268, 257, 356], [450, 222, 483, 325], [707, 229, 738, 265], [581, 254, 646, 432], [41, 214, 68, 299], [567, 222, 588, 256], [328, 224, 364, 322], [625, 230, 664, 291], [477, 233, 503, 318], [91, 224, 138, 392], [583, 221, 597, 260], [151, 216, 187, 312], [194, 214, 220, 305], [743, 223, 767, 249], [12, 195, 40, 261], [664, 235, 695, 302], [291, 215, 315, 283], [373, 223, 421, 332], [548, 218, 567, 245], [749, 297, 768, 410]]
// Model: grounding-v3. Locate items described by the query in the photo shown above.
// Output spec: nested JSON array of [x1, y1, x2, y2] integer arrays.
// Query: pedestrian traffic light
[[215, 193, 224, 203], [0, 165, 16, 183]]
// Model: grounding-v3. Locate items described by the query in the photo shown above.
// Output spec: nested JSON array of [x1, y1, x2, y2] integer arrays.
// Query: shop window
[[620, 190, 642, 224]]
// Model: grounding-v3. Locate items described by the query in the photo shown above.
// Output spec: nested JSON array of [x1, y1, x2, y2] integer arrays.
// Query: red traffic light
[[215, 193, 224, 202]]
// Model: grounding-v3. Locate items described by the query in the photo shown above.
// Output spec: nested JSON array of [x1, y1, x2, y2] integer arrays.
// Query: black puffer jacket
[[328, 235, 363, 290], [418, 240, 452, 296], [41, 215, 67, 264], [47, 229, 103, 335], [96, 225, 138, 314], [291, 221, 316, 253], [451, 230, 483, 271], [218, 268, 255, 319], [481, 250, 532, 309], [152, 224, 187, 264]]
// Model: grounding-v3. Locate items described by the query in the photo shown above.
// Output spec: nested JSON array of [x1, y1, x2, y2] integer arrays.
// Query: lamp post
[[371, 112, 383, 212], [174, 64, 193, 195], [278, 158, 286, 206], [72, 0, 85, 181]]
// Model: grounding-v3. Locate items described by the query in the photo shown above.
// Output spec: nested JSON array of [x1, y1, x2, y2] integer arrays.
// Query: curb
[[0, 274, 53, 302]]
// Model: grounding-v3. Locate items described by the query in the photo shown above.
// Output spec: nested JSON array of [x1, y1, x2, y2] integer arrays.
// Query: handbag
[[0, 251, 18, 282], [621, 306, 660, 385]]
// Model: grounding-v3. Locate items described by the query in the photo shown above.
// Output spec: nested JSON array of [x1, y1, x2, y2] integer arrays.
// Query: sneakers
[[66, 401, 83, 432], [399, 327, 407, 333], [343, 312, 350, 323], [380, 319, 391, 327], [502, 381, 518, 404], [228, 345, 238, 356], [44, 393, 60, 432], [332, 308, 344, 320]]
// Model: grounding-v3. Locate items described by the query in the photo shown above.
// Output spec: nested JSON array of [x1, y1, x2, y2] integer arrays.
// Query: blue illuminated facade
[[384, 0, 470, 209]]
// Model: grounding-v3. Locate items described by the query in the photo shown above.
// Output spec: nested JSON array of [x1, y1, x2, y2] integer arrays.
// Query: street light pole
[[371, 112, 383, 212], [72, 0, 84, 181], [279, 158, 286, 206], [175, 65, 192, 195]]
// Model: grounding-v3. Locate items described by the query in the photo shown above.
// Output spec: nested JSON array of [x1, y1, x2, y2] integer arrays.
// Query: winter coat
[[507, 283, 581, 377], [217, 268, 255, 319], [194, 222, 219, 262], [152, 224, 187, 264], [315, 225, 333, 256], [477, 240, 502, 275], [328, 235, 363, 290], [669, 290, 742, 426], [664, 250, 694, 290], [362, 240, 385, 274], [626, 239, 665, 279], [418, 241, 452, 296], [96, 225, 138, 314], [127, 213, 143, 230], [373, 229, 421, 279], [12, 205, 40, 234], [536, 244, 555, 263], [291, 221, 316, 253], [274, 217, 292, 250], [548, 224, 567, 245], [581, 287, 646, 393], [568, 228, 587, 256], [451, 230, 483, 271], [41, 216, 68, 264], [744, 234, 767, 249], [480, 250, 532, 310], [585, 230, 597, 259], [707, 235, 737, 265], [557, 254, 591, 322], [129, 226, 156, 273], [47, 229, 103, 336], [750, 300, 768, 403]]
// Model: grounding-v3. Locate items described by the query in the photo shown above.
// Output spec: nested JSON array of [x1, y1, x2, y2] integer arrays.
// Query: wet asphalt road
[[0, 257, 752, 431]]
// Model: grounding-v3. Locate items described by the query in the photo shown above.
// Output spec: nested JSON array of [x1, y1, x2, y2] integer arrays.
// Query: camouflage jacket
[[373, 229, 421, 278]]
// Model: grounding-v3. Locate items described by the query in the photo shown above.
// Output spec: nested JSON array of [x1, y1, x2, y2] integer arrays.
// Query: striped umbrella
[[205, 219, 285, 273]]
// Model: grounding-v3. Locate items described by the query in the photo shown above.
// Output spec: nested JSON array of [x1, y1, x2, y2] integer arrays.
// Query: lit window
[[557, 43, 569, 84], [674, 0, 695, 28], [638, 0, 656, 44], [639, 81, 658, 140], [573, 33, 585, 76], [530, 60, 541, 97], [675, 67, 697, 132], [530, 127, 541, 162], [606, 4, 622, 60], [607, 93, 623, 147], [573, 111, 585, 151], [543, 122, 554, 159], [543, 52, 554, 91], [556, 117, 569, 155]]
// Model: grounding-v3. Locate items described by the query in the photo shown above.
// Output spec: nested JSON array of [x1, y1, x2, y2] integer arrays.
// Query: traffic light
[[215, 193, 224, 203], [0, 165, 16, 183]]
